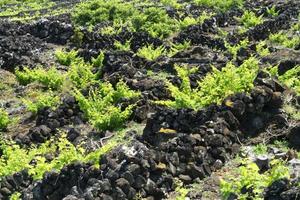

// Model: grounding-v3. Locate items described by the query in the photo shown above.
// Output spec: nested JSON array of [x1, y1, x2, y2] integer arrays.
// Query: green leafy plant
[[0, 108, 9, 131], [268, 65, 300, 94], [224, 39, 249, 59], [0, 134, 85, 180], [174, 179, 189, 200], [256, 41, 270, 57], [137, 44, 166, 61], [114, 40, 131, 51], [71, 27, 84, 47], [220, 159, 290, 199], [159, 0, 181, 9], [74, 80, 140, 131], [237, 10, 264, 30], [22, 91, 60, 114], [157, 57, 259, 110], [253, 143, 268, 155], [10, 192, 21, 200], [15, 66, 65, 90], [168, 40, 191, 57], [266, 5, 279, 17], [179, 11, 213, 29], [269, 31, 300, 49], [55, 49, 79, 66], [67, 53, 103, 89], [194, 0, 243, 11]]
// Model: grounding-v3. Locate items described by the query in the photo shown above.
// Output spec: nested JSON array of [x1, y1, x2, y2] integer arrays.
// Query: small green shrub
[[168, 40, 191, 57], [10, 192, 21, 200], [114, 40, 131, 51], [0, 109, 9, 131], [74, 80, 140, 131], [194, 0, 244, 11], [137, 44, 166, 61], [237, 10, 264, 29], [268, 65, 300, 94], [157, 57, 259, 110], [179, 12, 213, 29], [269, 31, 300, 49], [253, 143, 268, 155], [256, 41, 270, 57], [66, 52, 104, 89], [15, 66, 65, 90], [71, 27, 84, 47], [220, 159, 290, 199], [266, 5, 279, 17], [22, 91, 60, 114], [0, 135, 84, 180], [55, 49, 79, 66], [224, 39, 249, 59]]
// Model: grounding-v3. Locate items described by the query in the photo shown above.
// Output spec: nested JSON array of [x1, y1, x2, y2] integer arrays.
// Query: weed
[[55, 49, 79, 66], [137, 44, 166, 61], [0, 108, 9, 131], [157, 57, 259, 110], [15, 66, 65, 90]]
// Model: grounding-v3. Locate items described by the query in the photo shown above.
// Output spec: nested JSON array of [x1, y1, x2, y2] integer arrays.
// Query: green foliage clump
[[157, 57, 259, 110], [74, 81, 140, 131], [224, 39, 249, 59], [268, 65, 300, 94], [67, 52, 104, 90], [114, 40, 131, 51], [10, 192, 21, 200], [15, 66, 65, 90], [0, 135, 84, 180], [266, 5, 279, 17], [72, 0, 136, 27], [22, 91, 60, 114], [256, 41, 270, 57], [137, 44, 166, 61], [132, 7, 179, 38], [168, 40, 191, 57], [55, 49, 78, 66], [179, 12, 213, 29], [220, 159, 290, 199], [253, 143, 268, 155], [0, 109, 9, 131], [194, 0, 244, 11], [73, 0, 179, 38], [174, 179, 189, 200], [269, 31, 300, 49], [237, 10, 264, 29]]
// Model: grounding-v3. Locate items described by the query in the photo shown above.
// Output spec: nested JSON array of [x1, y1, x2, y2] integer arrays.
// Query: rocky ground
[[0, 0, 299, 199]]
